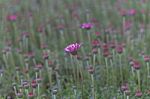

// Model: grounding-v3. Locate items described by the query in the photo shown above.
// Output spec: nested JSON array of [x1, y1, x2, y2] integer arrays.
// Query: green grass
[[0, 0, 150, 98]]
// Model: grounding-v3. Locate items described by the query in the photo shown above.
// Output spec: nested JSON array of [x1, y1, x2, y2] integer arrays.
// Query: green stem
[[45, 59, 52, 86], [93, 54, 96, 67], [127, 95, 129, 99], [87, 31, 91, 46], [110, 59, 115, 86], [73, 88, 77, 99], [70, 55, 76, 83], [53, 94, 56, 99], [105, 58, 109, 85], [119, 54, 123, 83], [37, 84, 40, 99], [91, 74, 95, 99], [146, 62, 150, 78], [97, 48, 101, 64], [137, 70, 141, 90]]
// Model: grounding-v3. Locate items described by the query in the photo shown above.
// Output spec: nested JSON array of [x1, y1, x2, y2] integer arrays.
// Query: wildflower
[[36, 77, 42, 83], [95, 32, 101, 37], [92, 39, 101, 48], [87, 66, 95, 74], [124, 90, 130, 96], [108, 41, 116, 49], [120, 9, 128, 16], [21, 32, 29, 38], [31, 80, 37, 88], [128, 9, 136, 16], [40, 43, 48, 49], [115, 44, 124, 54], [102, 43, 110, 57], [132, 60, 141, 70], [92, 48, 98, 54], [16, 92, 23, 98], [135, 90, 142, 97], [7, 14, 17, 21], [121, 83, 128, 92], [48, 60, 53, 67], [56, 24, 65, 30], [144, 55, 150, 62], [103, 49, 110, 57], [64, 43, 81, 55], [27, 51, 35, 59], [35, 63, 43, 70], [42, 51, 49, 59], [28, 92, 34, 98], [80, 23, 93, 30], [124, 20, 132, 31], [102, 43, 109, 50], [22, 80, 30, 89]]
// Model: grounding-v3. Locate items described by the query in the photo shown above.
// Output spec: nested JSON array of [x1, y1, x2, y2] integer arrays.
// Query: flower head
[[80, 23, 93, 30], [135, 90, 142, 97], [120, 9, 128, 16], [87, 66, 95, 74], [128, 9, 136, 16], [91, 39, 101, 48], [144, 55, 150, 62], [115, 44, 124, 54], [28, 92, 34, 98], [64, 43, 81, 55], [31, 80, 37, 88], [121, 83, 129, 92], [7, 14, 17, 21], [132, 60, 141, 70]]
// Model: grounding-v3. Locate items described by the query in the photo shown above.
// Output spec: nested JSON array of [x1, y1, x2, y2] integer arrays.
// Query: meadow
[[0, 0, 150, 99]]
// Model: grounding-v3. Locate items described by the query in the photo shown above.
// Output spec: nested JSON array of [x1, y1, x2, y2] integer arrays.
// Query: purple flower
[[132, 60, 141, 70], [121, 83, 129, 92], [7, 14, 17, 21], [80, 23, 93, 30], [64, 43, 81, 55], [135, 90, 142, 97], [128, 9, 136, 16]]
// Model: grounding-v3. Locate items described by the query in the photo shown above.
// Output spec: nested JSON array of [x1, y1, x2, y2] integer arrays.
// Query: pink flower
[[7, 14, 17, 21], [121, 83, 129, 92], [64, 43, 81, 55], [87, 66, 95, 74], [115, 44, 124, 54], [91, 39, 101, 48], [28, 92, 34, 98], [128, 9, 136, 16], [31, 80, 37, 88], [43, 51, 49, 59], [35, 63, 43, 69], [108, 41, 116, 49], [21, 32, 29, 38], [144, 55, 150, 62], [120, 9, 128, 16], [80, 23, 93, 30], [95, 32, 101, 36], [132, 60, 141, 70], [103, 49, 110, 57], [92, 48, 98, 54], [135, 90, 142, 97], [124, 20, 132, 31], [16, 92, 23, 98]]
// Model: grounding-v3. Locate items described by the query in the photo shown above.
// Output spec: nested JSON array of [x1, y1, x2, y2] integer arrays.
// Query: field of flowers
[[0, 0, 150, 99]]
